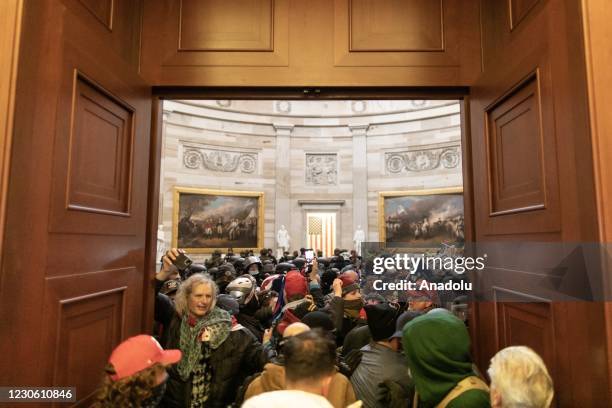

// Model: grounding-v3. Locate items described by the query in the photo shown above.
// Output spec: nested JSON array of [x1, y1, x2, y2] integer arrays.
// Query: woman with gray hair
[[155, 249, 266, 408], [488, 346, 553, 408]]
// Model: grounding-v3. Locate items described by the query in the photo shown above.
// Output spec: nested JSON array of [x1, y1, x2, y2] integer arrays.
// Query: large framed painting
[[172, 187, 264, 253], [378, 187, 464, 252]]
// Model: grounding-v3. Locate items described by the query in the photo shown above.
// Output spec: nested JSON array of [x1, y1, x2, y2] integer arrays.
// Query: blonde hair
[[174, 273, 218, 317], [488, 346, 554, 408]]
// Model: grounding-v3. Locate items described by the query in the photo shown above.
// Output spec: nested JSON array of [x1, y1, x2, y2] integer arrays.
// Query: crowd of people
[[93, 246, 554, 407]]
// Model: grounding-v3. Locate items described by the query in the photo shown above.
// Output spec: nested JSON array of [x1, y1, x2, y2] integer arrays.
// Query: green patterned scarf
[[177, 306, 231, 381], [190, 345, 212, 407]]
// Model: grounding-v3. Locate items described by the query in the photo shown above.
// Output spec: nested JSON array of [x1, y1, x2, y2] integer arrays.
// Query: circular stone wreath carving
[[239, 155, 257, 173], [183, 150, 203, 169], [440, 149, 460, 168], [386, 154, 406, 173], [351, 100, 367, 113], [275, 101, 291, 113]]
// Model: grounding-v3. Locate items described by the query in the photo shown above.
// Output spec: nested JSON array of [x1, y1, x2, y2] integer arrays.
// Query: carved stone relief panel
[[181, 141, 259, 174], [385, 144, 461, 174], [305, 153, 338, 185]]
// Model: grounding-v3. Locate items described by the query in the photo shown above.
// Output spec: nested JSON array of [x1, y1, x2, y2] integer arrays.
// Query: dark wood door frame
[[143, 87, 478, 344], [151, 86, 469, 100]]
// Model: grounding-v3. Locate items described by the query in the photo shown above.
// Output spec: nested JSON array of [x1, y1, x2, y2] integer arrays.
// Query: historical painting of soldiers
[[378, 188, 464, 252], [172, 187, 264, 253]]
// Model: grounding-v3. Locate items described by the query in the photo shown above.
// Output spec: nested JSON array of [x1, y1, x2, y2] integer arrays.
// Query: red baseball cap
[[108, 335, 182, 381]]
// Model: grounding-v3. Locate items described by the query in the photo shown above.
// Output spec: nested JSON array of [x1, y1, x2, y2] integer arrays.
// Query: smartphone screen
[[305, 250, 314, 261]]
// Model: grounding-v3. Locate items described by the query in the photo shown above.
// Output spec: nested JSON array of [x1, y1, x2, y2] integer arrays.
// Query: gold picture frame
[[378, 187, 464, 249], [172, 187, 264, 254]]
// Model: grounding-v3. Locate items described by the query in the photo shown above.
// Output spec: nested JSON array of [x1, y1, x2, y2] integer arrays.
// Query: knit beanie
[[365, 303, 399, 341], [302, 311, 335, 333], [339, 271, 359, 296]]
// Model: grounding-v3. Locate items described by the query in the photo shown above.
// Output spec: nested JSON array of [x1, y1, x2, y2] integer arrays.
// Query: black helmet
[[184, 263, 207, 279], [291, 257, 307, 271], [214, 264, 236, 293], [226, 275, 257, 306], [208, 267, 220, 278], [231, 257, 245, 273], [216, 294, 240, 316], [227, 255, 241, 263], [243, 256, 263, 276], [275, 262, 296, 274], [218, 263, 236, 276], [189, 263, 207, 273]]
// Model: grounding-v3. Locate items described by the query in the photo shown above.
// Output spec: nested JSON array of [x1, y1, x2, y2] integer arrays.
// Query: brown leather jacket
[[244, 362, 357, 408]]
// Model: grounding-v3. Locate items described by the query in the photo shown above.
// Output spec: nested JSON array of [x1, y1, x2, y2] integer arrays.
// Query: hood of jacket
[[402, 311, 476, 407]]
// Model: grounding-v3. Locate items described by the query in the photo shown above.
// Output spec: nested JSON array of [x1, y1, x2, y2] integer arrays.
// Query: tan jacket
[[244, 363, 357, 408]]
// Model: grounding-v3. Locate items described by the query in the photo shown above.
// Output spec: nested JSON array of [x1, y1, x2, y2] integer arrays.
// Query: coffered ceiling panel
[[349, 0, 444, 51], [179, 0, 273, 51]]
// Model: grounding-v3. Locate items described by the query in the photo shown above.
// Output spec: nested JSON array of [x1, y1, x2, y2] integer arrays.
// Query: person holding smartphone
[[154, 248, 267, 407]]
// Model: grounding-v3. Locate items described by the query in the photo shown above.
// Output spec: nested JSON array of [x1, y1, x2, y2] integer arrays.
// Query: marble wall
[[159, 100, 463, 259]]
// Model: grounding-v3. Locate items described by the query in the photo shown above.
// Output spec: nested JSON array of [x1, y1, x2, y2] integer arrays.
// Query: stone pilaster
[[349, 124, 369, 243], [273, 124, 294, 250]]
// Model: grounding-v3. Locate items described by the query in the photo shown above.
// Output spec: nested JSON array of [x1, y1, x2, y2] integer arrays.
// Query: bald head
[[343, 270, 358, 281], [283, 322, 310, 338]]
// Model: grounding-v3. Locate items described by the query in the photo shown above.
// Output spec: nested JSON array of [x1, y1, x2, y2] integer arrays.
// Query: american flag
[[307, 214, 335, 257]]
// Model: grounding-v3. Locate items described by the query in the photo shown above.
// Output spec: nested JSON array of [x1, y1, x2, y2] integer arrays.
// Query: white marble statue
[[277, 225, 291, 258], [353, 225, 365, 256], [156, 225, 165, 264]]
